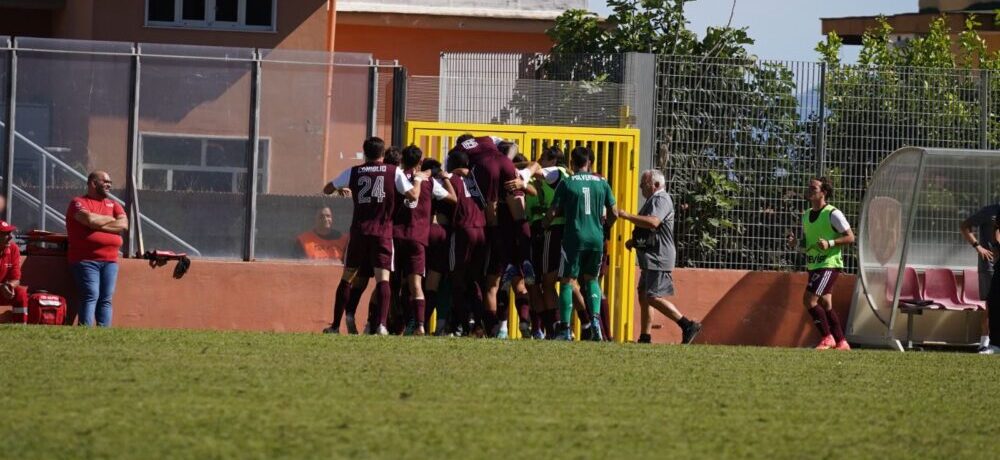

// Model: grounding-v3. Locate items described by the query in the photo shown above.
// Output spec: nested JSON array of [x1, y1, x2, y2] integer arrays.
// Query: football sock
[[516, 295, 531, 323], [559, 283, 574, 324], [424, 290, 437, 326], [516, 220, 532, 264], [413, 298, 426, 327], [586, 279, 602, 317], [807, 306, 831, 337], [376, 281, 391, 327], [981, 335, 990, 347], [346, 285, 365, 315], [600, 296, 611, 339], [677, 316, 694, 330], [332, 280, 350, 328], [826, 308, 845, 343]]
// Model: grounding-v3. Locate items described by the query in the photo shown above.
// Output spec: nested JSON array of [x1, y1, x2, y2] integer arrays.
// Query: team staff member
[[547, 146, 617, 341], [619, 169, 702, 344], [296, 206, 348, 261], [0, 220, 28, 323], [788, 177, 854, 350], [960, 205, 1000, 354], [67, 171, 128, 327]]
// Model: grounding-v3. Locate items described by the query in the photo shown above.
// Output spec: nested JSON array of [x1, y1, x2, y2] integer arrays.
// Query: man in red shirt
[[296, 206, 348, 261], [66, 171, 128, 327], [0, 220, 29, 323]]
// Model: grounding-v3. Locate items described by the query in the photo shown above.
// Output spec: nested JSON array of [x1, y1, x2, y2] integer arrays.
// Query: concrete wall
[[1, 258, 854, 348]]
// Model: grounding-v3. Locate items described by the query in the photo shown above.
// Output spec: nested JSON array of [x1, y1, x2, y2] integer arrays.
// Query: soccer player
[[547, 146, 617, 341], [790, 177, 855, 350], [445, 148, 488, 336], [395, 146, 455, 336], [459, 136, 528, 336], [322, 137, 426, 336], [422, 157, 454, 335]]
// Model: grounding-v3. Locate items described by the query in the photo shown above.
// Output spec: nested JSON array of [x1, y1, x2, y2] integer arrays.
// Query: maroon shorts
[[483, 226, 509, 276], [344, 235, 394, 273], [395, 239, 426, 276], [426, 224, 450, 275], [450, 226, 486, 275], [806, 269, 840, 296], [532, 224, 564, 275]]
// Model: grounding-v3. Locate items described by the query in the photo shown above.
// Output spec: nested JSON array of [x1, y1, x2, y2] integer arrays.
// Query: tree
[[546, 0, 813, 270]]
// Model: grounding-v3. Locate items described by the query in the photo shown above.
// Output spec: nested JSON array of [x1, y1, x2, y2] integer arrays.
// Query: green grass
[[1, 326, 996, 459]]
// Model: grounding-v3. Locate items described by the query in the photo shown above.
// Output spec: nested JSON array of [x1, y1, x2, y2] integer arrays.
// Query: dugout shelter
[[849, 147, 993, 351]]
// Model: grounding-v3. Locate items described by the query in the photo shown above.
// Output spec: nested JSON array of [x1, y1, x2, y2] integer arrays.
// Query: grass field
[[1, 326, 996, 459]]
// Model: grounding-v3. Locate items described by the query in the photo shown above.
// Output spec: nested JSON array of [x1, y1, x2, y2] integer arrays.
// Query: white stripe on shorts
[[816, 270, 832, 295]]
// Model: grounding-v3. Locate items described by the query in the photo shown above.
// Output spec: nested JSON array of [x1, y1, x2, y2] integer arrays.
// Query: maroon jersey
[[393, 169, 434, 246], [348, 161, 399, 238], [451, 174, 486, 228]]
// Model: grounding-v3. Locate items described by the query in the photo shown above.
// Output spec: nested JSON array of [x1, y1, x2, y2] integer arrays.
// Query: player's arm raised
[[324, 168, 352, 197]]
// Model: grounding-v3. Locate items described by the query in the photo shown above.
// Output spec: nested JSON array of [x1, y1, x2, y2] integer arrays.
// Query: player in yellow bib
[[791, 177, 855, 350]]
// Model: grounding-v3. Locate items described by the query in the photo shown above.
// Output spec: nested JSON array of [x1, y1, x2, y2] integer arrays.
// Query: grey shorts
[[638, 269, 675, 298]]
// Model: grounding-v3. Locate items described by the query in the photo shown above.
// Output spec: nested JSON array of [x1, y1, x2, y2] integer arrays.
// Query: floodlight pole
[[3, 44, 16, 224], [886, 149, 928, 352], [365, 58, 378, 139], [243, 49, 262, 262], [391, 66, 407, 148]]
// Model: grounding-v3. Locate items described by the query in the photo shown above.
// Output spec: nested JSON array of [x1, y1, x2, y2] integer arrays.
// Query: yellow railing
[[405, 121, 639, 343]]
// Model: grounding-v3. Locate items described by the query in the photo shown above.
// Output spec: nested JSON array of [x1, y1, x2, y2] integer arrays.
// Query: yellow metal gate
[[405, 121, 639, 343]]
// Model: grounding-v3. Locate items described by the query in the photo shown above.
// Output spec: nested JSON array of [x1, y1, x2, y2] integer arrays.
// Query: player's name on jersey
[[359, 165, 388, 172], [569, 174, 603, 182]]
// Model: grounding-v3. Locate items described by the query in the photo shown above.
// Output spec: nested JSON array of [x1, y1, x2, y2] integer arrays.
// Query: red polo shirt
[[66, 196, 125, 263], [0, 242, 21, 282]]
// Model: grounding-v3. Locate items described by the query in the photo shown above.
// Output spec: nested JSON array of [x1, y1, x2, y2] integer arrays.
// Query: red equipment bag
[[27, 291, 66, 325], [24, 230, 69, 257]]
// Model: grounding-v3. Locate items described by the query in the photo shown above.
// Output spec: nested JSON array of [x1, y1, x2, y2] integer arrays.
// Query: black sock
[[677, 317, 693, 329]]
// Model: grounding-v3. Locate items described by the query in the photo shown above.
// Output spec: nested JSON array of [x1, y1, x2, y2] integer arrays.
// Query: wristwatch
[[972, 241, 981, 248]]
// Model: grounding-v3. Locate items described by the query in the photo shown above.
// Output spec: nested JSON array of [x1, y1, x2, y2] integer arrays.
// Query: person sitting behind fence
[[296, 206, 348, 262], [0, 220, 29, 323]]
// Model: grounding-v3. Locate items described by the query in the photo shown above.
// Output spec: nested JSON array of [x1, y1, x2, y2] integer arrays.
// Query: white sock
[[981, 335, 991, 347], [499, 320, 508, 332]]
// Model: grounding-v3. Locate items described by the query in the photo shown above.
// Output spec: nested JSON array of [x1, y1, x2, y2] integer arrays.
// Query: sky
[[587, 0, 916, 62]]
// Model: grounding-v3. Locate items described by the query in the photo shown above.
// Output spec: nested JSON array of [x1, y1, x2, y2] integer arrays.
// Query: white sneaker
[[376, 325, 389, 336], [978, 345, 1000, 355], [345, 314, 358, 335]]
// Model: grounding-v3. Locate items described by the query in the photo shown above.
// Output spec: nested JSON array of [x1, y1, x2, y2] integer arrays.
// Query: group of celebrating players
[[322, 134, 617, 340]]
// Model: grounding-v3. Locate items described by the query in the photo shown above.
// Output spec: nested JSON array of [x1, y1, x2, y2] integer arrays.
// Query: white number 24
[[357, 175, 386, 204]]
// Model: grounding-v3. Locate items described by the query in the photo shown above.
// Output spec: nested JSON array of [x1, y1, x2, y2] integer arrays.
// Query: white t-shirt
[[537, 166, 563, 185], [830, 209, 850, 233], [431, 177, 449, 200], [330, 166, 414, 193]]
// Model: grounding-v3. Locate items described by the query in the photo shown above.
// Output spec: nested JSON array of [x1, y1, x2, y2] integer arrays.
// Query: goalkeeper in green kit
[[546, 146, 617, 340]]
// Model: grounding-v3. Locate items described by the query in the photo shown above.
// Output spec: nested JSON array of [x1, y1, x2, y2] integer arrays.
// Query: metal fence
[[0, 37, 400, 262], [436, 51, 1000, 273]]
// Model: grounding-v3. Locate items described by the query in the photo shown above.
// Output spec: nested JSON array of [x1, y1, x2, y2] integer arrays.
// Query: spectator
[[66, 171, 127, 327], [0, 220, 29, 323], [619, 169, 703, 344], [296, 206, 348, 262]]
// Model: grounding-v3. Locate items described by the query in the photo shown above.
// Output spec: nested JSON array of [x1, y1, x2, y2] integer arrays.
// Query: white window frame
[[144, 0, 277, 32], [139, 132, 270, 194]]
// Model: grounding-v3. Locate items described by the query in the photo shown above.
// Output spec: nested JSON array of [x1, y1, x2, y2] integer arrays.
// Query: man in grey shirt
[[618, 169, 702, 344]]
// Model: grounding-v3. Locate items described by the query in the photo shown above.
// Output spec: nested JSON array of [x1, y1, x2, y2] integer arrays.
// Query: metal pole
[[243, 49, 262, 262], [980, 68, 989, 151], [816, 62, 827, 177], [3, 47, 16, 224], [38, 154, 45, 231], [123, 44, 141, 257], [391, 66, 407, 148], [366, 60, 378, 139]]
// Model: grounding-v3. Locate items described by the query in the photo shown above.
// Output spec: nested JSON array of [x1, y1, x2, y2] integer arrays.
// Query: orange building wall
[[335, 23, 553, 76], [52, 0, 330, 51], [1, 258, 850, 348]]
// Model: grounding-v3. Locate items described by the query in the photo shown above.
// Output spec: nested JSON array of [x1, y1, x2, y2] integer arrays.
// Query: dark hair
[[455, 133, 475, 147], [497, 141, 516, 156], [402, 145, 423, 168], [363, 137, 385, 160], [541, 146, 565, 166], [421, 158, 442, 172], [446, 148, 469, 172], [512, 153, 528, 164], [570, 146, 592, 169], [383, 146, 402, 166], [812, 176, 834, 199]]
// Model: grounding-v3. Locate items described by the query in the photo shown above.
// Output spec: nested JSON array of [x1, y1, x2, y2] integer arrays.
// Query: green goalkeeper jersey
[[551, 171, 616, 251]]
